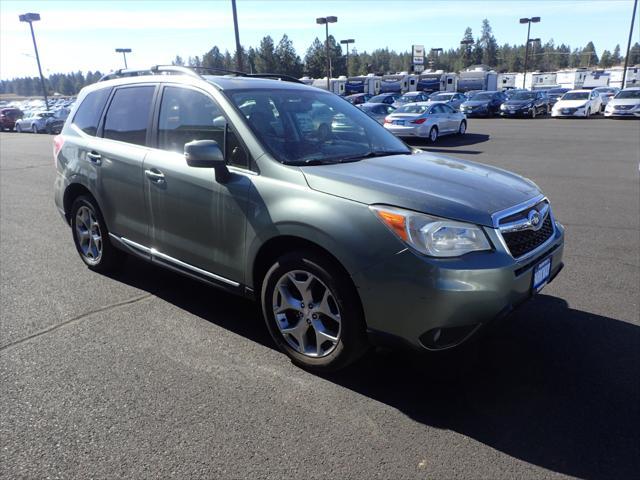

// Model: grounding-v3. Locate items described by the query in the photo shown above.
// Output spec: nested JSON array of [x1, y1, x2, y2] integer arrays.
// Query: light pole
[[340, 39, 354, 76], [115, 48, 131, 69], [18, 12, 48, 110], [231, 0, 243, 71], [460, 39, 474, 69], [622, 0, 638, 88], [316, 16, 337, 90], [520, 16, 541, 88]]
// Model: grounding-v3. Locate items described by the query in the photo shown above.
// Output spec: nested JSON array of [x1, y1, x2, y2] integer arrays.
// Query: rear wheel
[[261, 250, 368, 372], [428, 126, 439, 143], [70, 195, 124, 272], [458, 120, 467, 135], [32, 124, 38, 134]]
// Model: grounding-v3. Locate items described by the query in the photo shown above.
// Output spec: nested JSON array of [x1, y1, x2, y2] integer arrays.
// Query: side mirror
[[184, 139, 230, 183]]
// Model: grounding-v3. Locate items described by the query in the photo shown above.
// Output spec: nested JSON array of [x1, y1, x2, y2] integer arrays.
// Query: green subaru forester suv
[[54, 66, 564, 371]]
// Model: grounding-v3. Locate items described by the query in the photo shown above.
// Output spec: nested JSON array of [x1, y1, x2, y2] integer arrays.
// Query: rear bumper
[[384, 124, 428, 137], [353, 222, 565, 351]]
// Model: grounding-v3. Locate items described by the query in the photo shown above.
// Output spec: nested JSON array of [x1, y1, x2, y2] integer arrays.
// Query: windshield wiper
[[338, 150, 410, 162]]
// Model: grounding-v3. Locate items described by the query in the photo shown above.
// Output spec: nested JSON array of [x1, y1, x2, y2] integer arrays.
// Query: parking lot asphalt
[[1, 118, 639, 479]]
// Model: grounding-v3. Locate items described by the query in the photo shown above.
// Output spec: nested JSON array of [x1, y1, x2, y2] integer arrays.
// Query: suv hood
[[300, 153, 540, 227], [504, 99, 533, 107]]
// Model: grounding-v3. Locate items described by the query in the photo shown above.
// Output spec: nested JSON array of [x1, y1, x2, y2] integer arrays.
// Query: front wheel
[[585, 108, 591, 117], [16, 124, 22, 133], [530, 108, 537, 119], [70, 195, 124, 272], [458, 120, 467, 135], [261, 250, 368, 372], [428, 126, 439, 143], [32, 124, 38, 134]]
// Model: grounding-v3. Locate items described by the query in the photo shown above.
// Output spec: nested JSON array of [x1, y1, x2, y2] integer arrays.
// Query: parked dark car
[[0, 108, 23, 131], [345, 93, 372, 105], [45, 108, 70, 134], [545, 88, 570, 107], [357, 102, 396, 124], [367, 93, 401, 105], [500, 90, 549, 118], [460, 91, 507, 117]]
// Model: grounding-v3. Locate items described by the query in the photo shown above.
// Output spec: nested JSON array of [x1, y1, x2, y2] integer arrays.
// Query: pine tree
[[255, 36, 277, 73], [275, 35, 303, 78], [612, 44, 622, 65], [460, 27, 474, 68], [581, 41, 598, 67], [479, 19, 498, 67], [304, 38, 326, 77]]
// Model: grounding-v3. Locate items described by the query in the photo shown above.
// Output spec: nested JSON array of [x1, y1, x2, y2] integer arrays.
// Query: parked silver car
[[15, 111, 54, 133], [384, 102, 467, 142], [426, 92, 467, 111]]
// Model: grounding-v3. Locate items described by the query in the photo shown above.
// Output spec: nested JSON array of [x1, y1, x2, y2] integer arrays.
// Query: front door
[[143, 84, 252, 285]]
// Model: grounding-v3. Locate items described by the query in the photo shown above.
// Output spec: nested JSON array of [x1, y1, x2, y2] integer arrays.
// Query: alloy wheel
[[75, 205, 103, 265], [430, 127, 438, 142], [272, 270, 341, 358]]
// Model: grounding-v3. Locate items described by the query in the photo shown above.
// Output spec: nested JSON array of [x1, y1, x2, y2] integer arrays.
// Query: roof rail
[[98, 65, 304, 84]]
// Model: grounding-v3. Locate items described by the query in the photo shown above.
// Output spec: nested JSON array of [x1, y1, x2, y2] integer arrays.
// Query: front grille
[[502, 214, 554, 258], [562, 107, 577, 113], [614, 105, 633, 110]]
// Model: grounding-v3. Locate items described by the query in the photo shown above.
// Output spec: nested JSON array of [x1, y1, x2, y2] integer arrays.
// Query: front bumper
[[352, 222, 565, 351], [500, 107, 532, 117], [551, 108, 587, 117], [604, 109, 640, 118]]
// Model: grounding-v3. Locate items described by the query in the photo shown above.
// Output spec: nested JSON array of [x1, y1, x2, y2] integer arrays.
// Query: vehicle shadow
[[104, 259, 639, 479], [326, 295, 640, 480]]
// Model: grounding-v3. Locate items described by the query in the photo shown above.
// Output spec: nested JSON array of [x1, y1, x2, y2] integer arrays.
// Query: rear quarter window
[[72, 88, 111, 136], [103, 86, 155, 146]]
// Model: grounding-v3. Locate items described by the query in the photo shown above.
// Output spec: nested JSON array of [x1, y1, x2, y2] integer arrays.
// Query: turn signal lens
[[53, 135, 64, 165], [384, 118, 392, 124], [371, 207, 408, 241]]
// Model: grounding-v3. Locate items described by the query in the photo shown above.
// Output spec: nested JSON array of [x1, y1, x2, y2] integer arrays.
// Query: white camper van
[[583, 71, 610, 89], [311, 77, 346, 95], [556, 69, 588, 89], [345, 74, 381, 95], [531, 72, 559, 90], [497, 73, 519, 90]]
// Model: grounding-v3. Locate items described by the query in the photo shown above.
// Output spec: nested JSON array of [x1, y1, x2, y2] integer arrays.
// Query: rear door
[[94, 84, 156, 247], [142, 84, 252, 285]]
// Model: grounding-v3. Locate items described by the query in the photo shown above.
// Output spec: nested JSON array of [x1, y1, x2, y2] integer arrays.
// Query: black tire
[[530, 107, 536, 119], [428, 126, 438, 143], [458, 120, 467, 135], [585, 108, 591, 118], [16, 124, 22, 133], [260, 250, 368, 372], [70, 195, 124, 273], [32, 124, 38, 134]]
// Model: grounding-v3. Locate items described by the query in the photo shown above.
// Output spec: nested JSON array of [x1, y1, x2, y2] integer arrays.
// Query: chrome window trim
[[112, 234, 240, 287]]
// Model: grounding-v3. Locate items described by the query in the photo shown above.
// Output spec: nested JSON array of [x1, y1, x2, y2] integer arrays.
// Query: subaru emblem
[[528, 209, 541, 229]]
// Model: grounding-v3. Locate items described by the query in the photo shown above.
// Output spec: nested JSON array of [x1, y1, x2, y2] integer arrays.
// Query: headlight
[[500, 104, 507, 110], [370, 205, 491, 257]]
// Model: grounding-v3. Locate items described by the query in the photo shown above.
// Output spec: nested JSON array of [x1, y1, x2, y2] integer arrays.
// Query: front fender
[[244, 176, 404, 287]]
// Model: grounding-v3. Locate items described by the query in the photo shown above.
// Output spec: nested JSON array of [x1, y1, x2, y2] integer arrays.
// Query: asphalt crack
[[0, 293, 154, 354]]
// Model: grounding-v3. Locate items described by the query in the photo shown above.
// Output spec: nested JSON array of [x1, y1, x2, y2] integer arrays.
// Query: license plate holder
[[532, 257, 552, 293], [510, 110, 515, 114], [394, 120, 404, 126]]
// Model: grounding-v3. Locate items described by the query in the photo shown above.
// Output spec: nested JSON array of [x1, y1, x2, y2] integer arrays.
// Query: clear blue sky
[[0, 0, 636, 79]]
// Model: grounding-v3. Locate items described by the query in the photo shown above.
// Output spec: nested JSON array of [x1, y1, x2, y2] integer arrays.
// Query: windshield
[[615, 90, 640, 99], [510, 92, 535, 100], [228, 88, 410, 165], [396, 104, 429, 114], [562, 92, 589, 100], [430, 93, 454, 101], [396, 94, 418, 103], [369, 94, 393, 103], [471, 93, 495, 101]]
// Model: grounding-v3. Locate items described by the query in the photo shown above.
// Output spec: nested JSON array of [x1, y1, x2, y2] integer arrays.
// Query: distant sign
[[413, 56, 424, 64], [413, 65, 425, 73], [412, 45, 425, 58]]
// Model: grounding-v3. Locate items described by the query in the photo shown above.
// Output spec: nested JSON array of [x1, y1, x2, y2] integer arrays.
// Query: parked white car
[[15, 111, 54, 133], [551, 90, 602, 118], [592, 86, 620, 111], [604, 87, 640, 118]]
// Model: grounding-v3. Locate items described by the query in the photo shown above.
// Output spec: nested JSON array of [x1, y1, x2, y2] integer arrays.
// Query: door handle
[[145, 169, 165, 183], [87, 151, 102, 165]]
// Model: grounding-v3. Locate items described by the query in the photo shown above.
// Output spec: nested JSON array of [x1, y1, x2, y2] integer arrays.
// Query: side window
[[103, 86, 154, 146], [431, 104, 443, 114], [158, 86, 225, 153], [72, 88, 111, 136], [442, 104, 454, 113]]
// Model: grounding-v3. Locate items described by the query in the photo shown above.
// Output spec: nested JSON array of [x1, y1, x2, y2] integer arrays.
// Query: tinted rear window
[[72, 88, 111, 136], [103, 86, 155, 146]]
